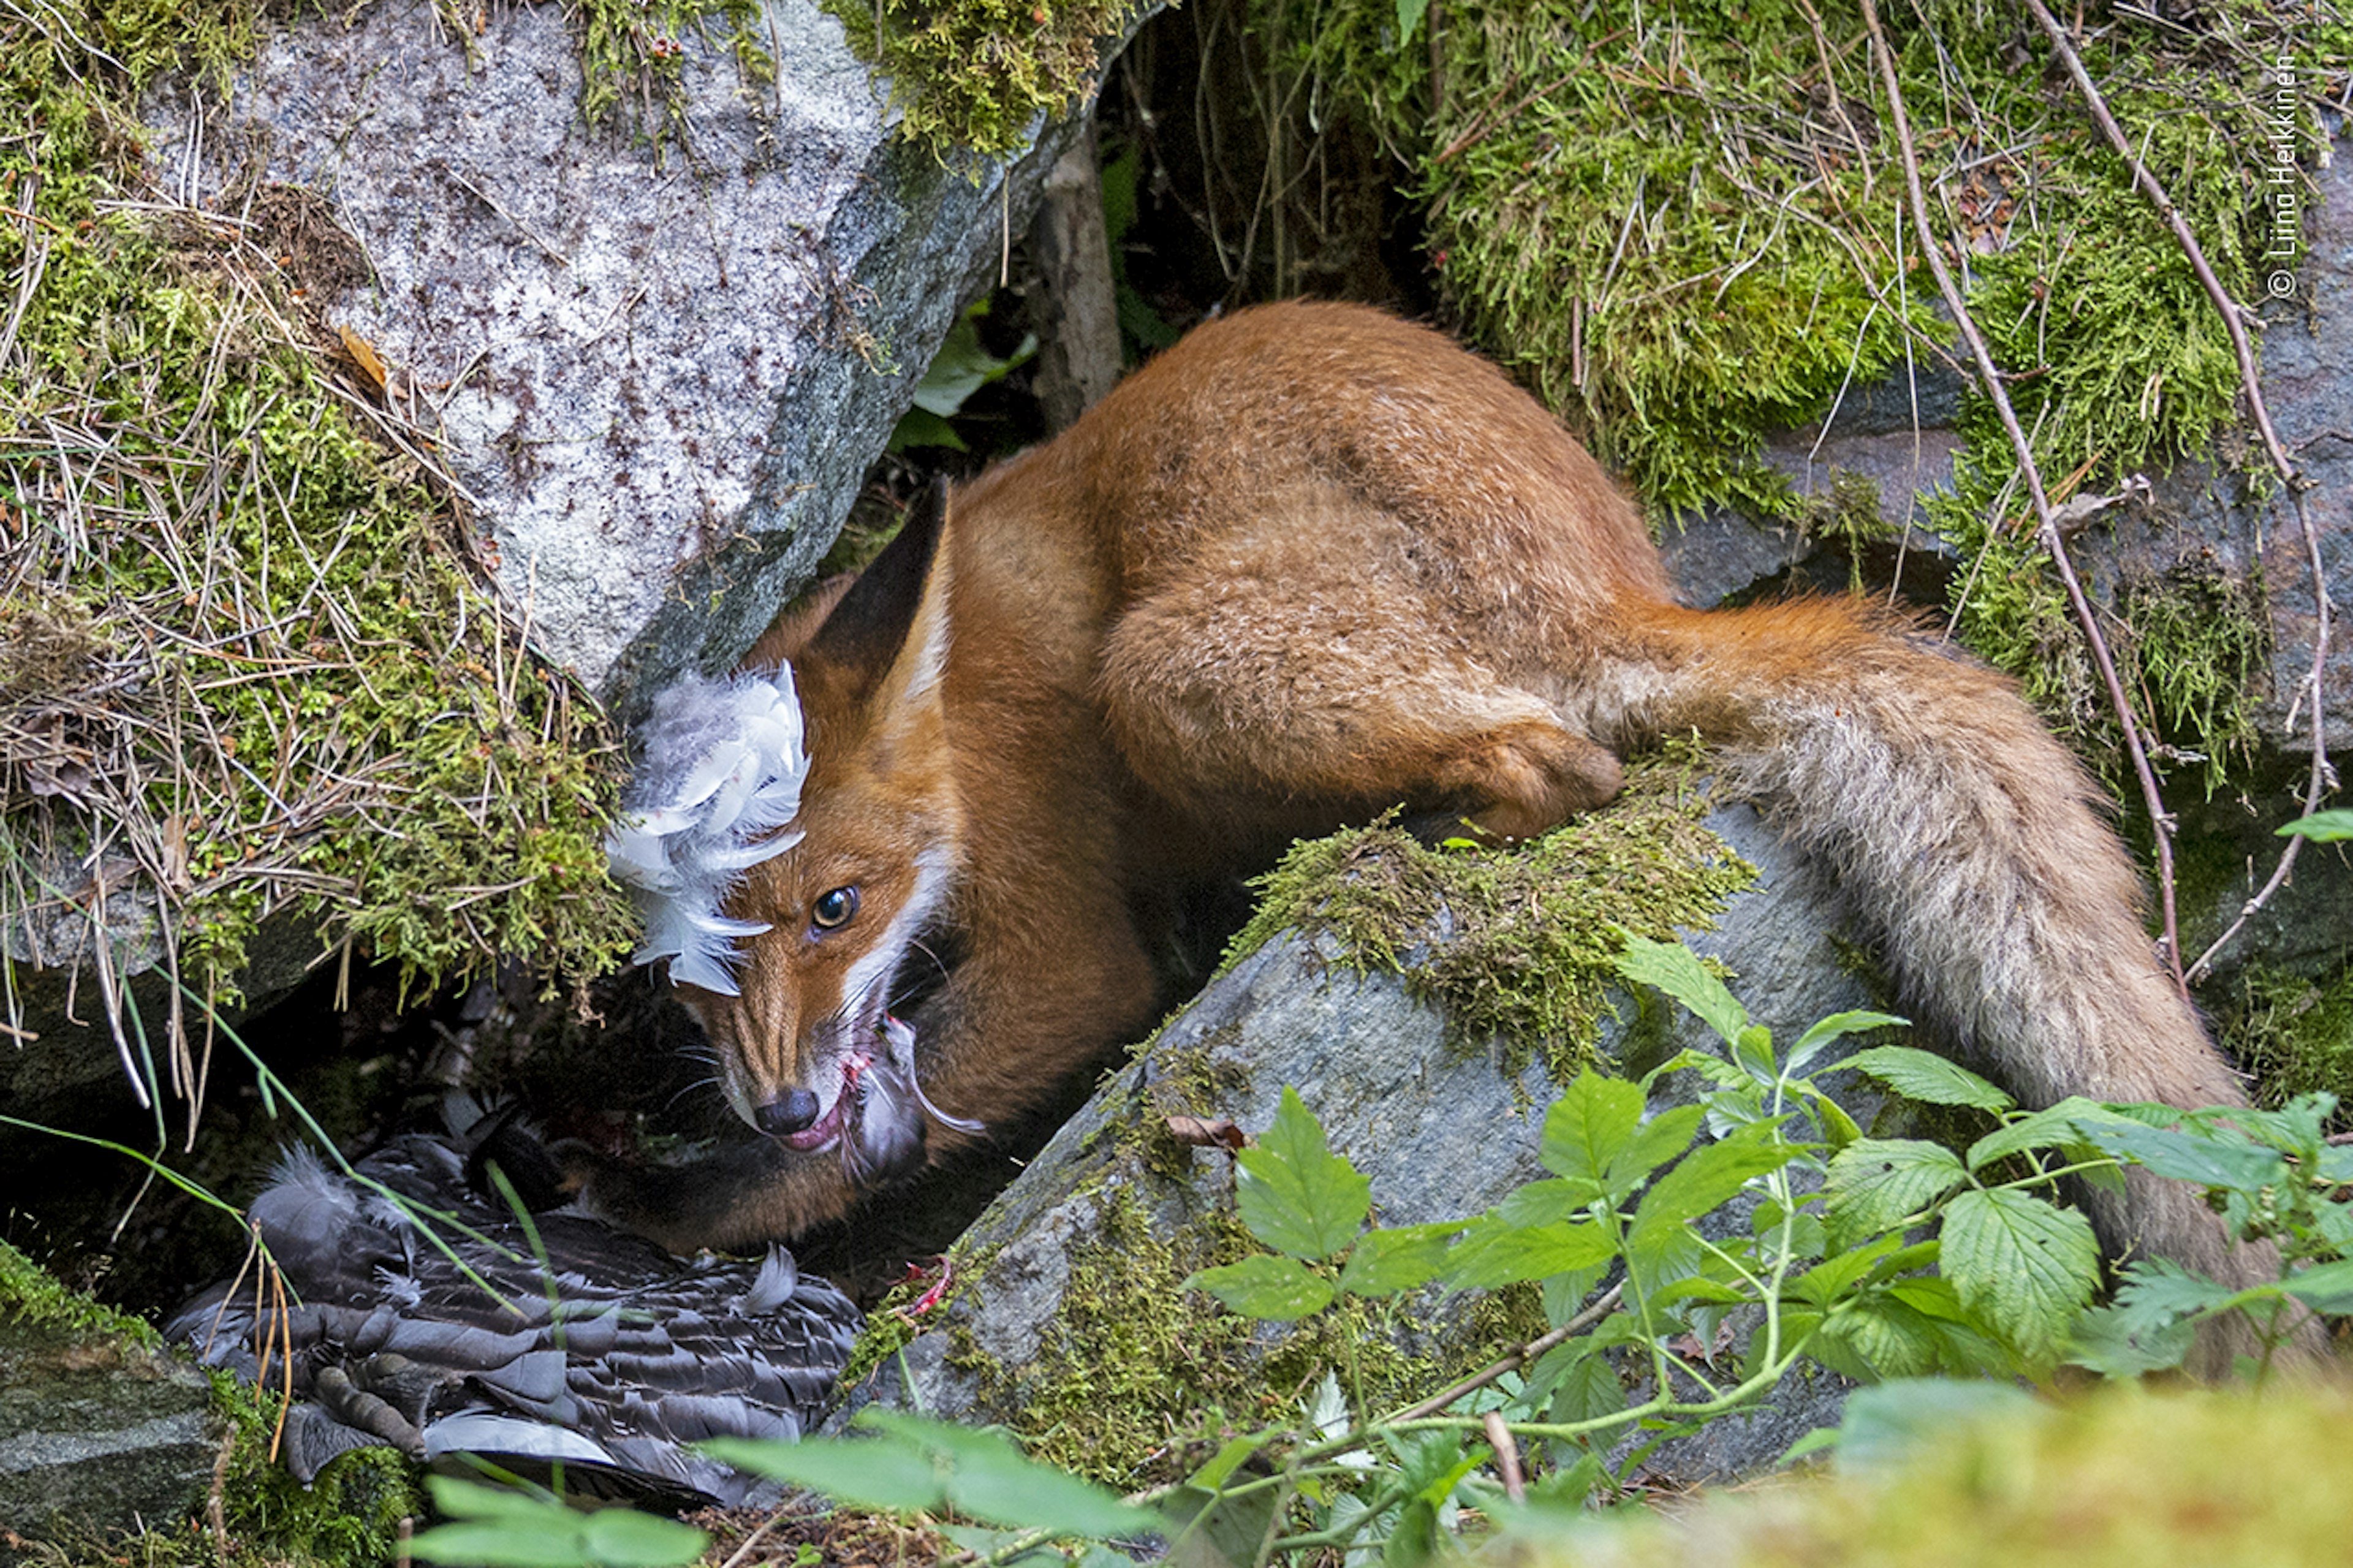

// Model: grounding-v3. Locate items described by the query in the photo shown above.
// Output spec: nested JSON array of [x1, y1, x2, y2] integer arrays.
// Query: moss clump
[[2227, 962, 2353, 1130], [1225, 740, 1756, 1080], [1263, 0, 2328, 786], [0, 1240, 417, 1566], [947, 1183, 1545, 1490], [832, 0, 1151, 161], [1934, 469, 2269, 795], [1, 15, 633, 1001]]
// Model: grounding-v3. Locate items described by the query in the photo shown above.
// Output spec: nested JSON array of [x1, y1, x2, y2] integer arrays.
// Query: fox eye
[[811, 885, 860, 931]]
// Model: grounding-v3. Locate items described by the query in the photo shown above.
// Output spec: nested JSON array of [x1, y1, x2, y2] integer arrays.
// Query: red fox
[[587, 299, 2261, 1309]]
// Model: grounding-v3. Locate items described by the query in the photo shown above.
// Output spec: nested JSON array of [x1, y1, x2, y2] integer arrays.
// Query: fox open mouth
[[781, 1050, 871, 1153]]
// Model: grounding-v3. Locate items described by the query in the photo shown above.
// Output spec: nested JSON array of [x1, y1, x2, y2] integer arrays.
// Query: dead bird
[[167, 1117, 861, 1509]]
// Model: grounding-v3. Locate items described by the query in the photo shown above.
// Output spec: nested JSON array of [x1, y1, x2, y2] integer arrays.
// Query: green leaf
[[409, 1484, 710, 1568], [859, 1411, 1163, 1538], [1394, 0, 1432, 46], [1787, 1010, 1908, 1073], [1605, 1104, 1707, 1203], [1235, 1087, 1370, 1260], [702, 1434, 946, 1512], [2063, 1260, 2224, 1376], [1965, 1097, 2116, 1173], [1833, 1379, 2042, 1470], [1445, 1214, 1617, 1290], [1616, 933, 1748, 1047], [1539, 1070, 1644, 1189], [1187, 1254, 1335, 1320], [2064, 1303, 2198, 1377], [1939, 1189, 2101, 1365], [578, 1512, 713, 1568], [1633, 1119, 1797, 1233], [2281, 1257, 2353, 1314], [1338, 1221, 1461, 1297], [1823, 1139, 1968, 1248], [1185, 1433, 1268, 1493], [1838, 1046, 2014, 1113], [423, 1477, 556, 1522], [407, 1523, 593, 1568], [2278, 808, 2353, 842], [2078, 1121, 2290, 1192], [1787, 1233, 1909, 1309]]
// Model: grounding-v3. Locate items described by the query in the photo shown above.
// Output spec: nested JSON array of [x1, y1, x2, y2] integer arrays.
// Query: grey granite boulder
[[145, 0, 1141, 712]]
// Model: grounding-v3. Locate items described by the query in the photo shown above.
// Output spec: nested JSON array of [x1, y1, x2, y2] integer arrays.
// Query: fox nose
[[755, 1089, 823, 1138]]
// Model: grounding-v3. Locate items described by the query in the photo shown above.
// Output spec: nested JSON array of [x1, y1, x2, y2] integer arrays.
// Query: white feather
[[606, 668, 811, 996]]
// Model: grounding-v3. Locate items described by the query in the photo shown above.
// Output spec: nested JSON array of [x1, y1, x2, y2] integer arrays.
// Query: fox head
[[684, 482, 978, 1185]]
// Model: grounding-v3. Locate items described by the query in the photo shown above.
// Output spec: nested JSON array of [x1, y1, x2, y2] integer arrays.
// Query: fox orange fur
[[585, 300, 2269, 1327]]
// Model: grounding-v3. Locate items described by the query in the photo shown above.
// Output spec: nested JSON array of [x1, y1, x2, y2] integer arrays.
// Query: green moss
[[2227, 961, 2353, 1130], [1224, 741, 1756, 1080], [0, 1240, 418, 1566], [1265, 0, 2322, 787], [0, 1235, 164, 1346], [946, 1183, 1545, 1490], [1, 12, 634, 1001], [830, 0, 1150, 162]]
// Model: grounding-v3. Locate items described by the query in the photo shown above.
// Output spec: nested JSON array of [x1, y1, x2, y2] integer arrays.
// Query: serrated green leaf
[[1804, 1084, 1863, 1152], [1236, 1087, 1370, 1260], [1539, 1071, 1645, 1188], [1632, 1119, 1798, 1235], [1939, 1189, 2101, 1364], [1605, 1104, 1707, 1203], [1338, 1221, 1461, 1297], [1823, 1139, 1968, 1248], [1616, 933, 1748, 1046], [1966, 1097, 2116, 1172], [2061, 1258, 2224, 1375], [1788, 1233, 1909, 1308], [1497, 1177, 1582, 1226], [1445, 1214, 1617, 1290], [702, 1434, 946, 1512], [1188, 1254, 1336, 1320], [1787, 1010, 1908, 1073], [1839, 1046, 2013, 1113], [2281, 1257, 2353, 1314], [1395, 0, 1433, 45], [2079, 1121, 2289, 1191]]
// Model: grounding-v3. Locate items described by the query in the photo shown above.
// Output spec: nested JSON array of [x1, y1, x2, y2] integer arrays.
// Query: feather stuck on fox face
[[604, 669, 811, 996], [607, 670, 981, 1169]]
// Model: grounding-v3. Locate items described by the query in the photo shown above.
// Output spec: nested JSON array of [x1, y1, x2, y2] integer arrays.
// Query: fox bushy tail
[[1582, 598, 2256, 1296]]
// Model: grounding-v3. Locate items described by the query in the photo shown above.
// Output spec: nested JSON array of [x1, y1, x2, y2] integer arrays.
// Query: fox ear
[[801, 477, 953, 716]]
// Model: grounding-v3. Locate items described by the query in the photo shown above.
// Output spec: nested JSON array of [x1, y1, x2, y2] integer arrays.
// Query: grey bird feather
[[604, 669, 811, 995], [168, 1119, 860, 1509]]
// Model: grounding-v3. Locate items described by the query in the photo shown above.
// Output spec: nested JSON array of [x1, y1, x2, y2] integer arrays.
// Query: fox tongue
[[782, 1053, 872, 1152]]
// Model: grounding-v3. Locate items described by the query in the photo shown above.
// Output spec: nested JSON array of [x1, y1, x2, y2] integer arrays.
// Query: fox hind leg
[[1097, 536, 1620, 847]]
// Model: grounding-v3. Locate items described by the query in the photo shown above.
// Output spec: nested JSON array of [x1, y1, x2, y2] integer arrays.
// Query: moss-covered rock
[[854, 756, 1893, 1491], [0, 1240, 416, 1567]]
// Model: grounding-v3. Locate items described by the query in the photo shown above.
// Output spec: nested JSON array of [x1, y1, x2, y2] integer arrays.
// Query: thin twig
[[1384, 1282, 1626, 1423], [2014, 0, 2340, 978], [1860, 0, 2189, 994]]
